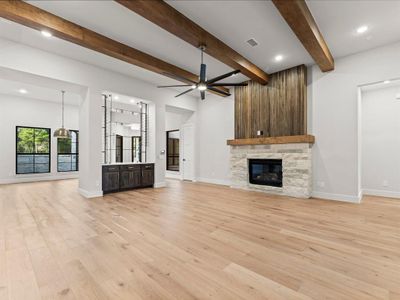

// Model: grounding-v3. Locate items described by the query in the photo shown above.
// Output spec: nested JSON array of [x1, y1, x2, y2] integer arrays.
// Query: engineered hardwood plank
[[0, 179, 399, 299]]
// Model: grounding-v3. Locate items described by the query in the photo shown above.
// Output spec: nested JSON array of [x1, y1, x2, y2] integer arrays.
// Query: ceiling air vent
[[246, 38, 259, 47]]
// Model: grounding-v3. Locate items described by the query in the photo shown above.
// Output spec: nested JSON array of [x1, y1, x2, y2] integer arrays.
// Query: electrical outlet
[[317, 181, 325, 188]]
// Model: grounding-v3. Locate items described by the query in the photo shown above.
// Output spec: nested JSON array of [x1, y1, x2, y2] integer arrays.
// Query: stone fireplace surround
[[228, 136, 313, 198]]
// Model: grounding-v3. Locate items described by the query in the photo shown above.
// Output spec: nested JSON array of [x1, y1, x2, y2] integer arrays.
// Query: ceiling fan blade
[[200, 90, 205, 100], [175, 88, 194, 98], [162, 72, 196, 84], [200, 63, 206, 82], [158, 84, 193, 88], [207, 70, 240, 84], [210, 83, 248, 87], [207, 86, 231, 97]]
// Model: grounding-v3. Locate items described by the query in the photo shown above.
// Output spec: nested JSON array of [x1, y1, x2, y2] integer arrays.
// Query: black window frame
[[16, 126, 51, 175], [57, 130, 79, 172]]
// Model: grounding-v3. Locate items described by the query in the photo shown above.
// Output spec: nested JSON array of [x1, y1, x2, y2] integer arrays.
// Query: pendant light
[[54, 90, 71, 139]]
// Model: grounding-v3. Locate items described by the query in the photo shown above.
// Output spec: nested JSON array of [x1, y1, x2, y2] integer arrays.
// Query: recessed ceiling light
[[274, 55, 283, 62], [114, 95, 119, 100], [383, 80, 391, 84], [130, 99, 135, 103], [19, 89, 27, 94], [41, 30, 52, 38], [356, 25, 368, 34]]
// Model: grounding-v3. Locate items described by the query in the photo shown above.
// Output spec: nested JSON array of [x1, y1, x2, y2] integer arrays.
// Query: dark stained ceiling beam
[[272, 0, 334, 72], [0, 0, 230, 96], [115, 0, 269, 84]]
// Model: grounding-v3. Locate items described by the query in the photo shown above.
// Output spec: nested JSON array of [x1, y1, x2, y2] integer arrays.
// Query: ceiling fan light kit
[[158, 45, 248, 100]]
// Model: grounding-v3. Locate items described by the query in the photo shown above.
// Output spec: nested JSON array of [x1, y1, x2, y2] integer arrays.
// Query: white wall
[[196, 94, 234, 185], [309, 41, 400, 202], [361, 86, 400, 198], [0, 37, 198, 196], [165, 106, 194, 178], [0, 94, 79, 184]]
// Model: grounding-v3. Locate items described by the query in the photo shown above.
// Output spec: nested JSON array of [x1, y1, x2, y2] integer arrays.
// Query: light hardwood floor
[[0, 179, 400, 300]]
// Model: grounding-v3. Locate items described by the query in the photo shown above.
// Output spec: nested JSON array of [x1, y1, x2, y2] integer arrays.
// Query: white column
[[153, 102, 166, 187], [78, 88, 103, 198]]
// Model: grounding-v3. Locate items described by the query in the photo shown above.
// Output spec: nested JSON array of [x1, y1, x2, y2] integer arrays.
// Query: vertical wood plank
[[234, 65, 307, 138]]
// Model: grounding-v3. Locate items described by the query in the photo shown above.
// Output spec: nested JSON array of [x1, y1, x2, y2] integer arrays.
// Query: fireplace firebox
[[248, 159, 283, 187]]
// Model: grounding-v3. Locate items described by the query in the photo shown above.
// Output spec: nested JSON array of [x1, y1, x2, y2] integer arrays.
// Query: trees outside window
[[57, 130, 79, 172], [16, 126, 50, 174]]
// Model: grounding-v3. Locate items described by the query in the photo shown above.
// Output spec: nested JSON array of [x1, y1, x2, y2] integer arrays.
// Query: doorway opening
[[166, 130, 180, 172], [358, 78, 400, 199]]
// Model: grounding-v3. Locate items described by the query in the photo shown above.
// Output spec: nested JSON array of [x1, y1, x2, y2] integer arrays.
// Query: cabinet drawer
[[103, 165, 120, 172], [141, 164, 154, 170], [120, 164, 141, 171]]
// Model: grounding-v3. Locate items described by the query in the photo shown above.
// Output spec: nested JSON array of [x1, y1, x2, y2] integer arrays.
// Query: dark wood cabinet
[[141, 164, 154, 187], [102, 163, 154, 194], [120, 165, 141, 190], [102, 165, 120, 193]]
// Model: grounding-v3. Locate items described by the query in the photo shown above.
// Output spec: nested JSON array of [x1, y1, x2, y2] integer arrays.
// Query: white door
[[182, 124, 195, 181]]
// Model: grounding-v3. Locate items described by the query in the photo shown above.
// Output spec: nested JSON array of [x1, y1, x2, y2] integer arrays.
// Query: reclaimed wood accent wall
[[234, 65, 307, 139]]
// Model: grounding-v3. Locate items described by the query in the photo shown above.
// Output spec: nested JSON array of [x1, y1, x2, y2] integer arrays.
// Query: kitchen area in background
[[101, 92, 154, 193]]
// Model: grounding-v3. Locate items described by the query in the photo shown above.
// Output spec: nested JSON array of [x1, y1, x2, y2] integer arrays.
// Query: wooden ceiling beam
[[0, 0, 230, 96], [115, 0, 269, 84], [272, 0, 334, 72]]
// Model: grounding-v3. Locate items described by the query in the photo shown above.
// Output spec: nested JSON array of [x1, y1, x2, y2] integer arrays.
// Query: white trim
[[78, 188, 103, 198], [363, 189, 400, 199], [0, 173, 79, 185], [312, 191, 362, 203], [154, 181, 166, 188], [165, 171, 182, 180], [197, 177, 231, 186]]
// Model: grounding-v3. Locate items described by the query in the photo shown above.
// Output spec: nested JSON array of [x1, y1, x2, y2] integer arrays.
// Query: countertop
[[102, 162, 155, 166]]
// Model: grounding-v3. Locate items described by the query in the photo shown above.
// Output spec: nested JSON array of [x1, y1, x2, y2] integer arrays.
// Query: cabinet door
[[102, 171, 120, 193], [120, 170, 142, 189], [141, 164, 154, 187]]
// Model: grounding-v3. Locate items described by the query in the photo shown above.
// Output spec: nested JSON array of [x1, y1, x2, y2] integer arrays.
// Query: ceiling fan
[[157, 45, 248, 100]]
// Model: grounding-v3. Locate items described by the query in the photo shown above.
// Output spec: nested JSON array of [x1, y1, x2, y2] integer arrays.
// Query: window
[[166, 130, 180, 171], [16, 126, 51, 174], [57, 130, 79, 172], [132, 136, 142, 162]]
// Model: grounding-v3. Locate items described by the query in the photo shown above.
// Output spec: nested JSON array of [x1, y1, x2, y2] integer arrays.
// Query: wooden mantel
[[227, 135, 315, 146]]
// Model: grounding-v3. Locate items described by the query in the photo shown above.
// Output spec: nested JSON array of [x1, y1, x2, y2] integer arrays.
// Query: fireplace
[[248, 159, 283, 187]]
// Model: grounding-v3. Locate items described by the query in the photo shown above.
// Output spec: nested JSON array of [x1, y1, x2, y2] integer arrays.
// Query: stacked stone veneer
[[230, 143, 312, 198]]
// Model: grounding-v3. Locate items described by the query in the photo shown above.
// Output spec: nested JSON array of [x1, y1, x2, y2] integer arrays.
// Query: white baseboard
[[197, 177, 231, 186], [78, 188, 103, 198], [363, 189, 400, 199], [154, 182, 166, 188], [312, 191, 362, 203], [165, 172, 182, 180], [0, 173, 79, 185]]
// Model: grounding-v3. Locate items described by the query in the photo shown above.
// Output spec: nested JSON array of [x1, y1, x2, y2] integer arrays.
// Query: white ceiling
[[0, 1, 399, 92]]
